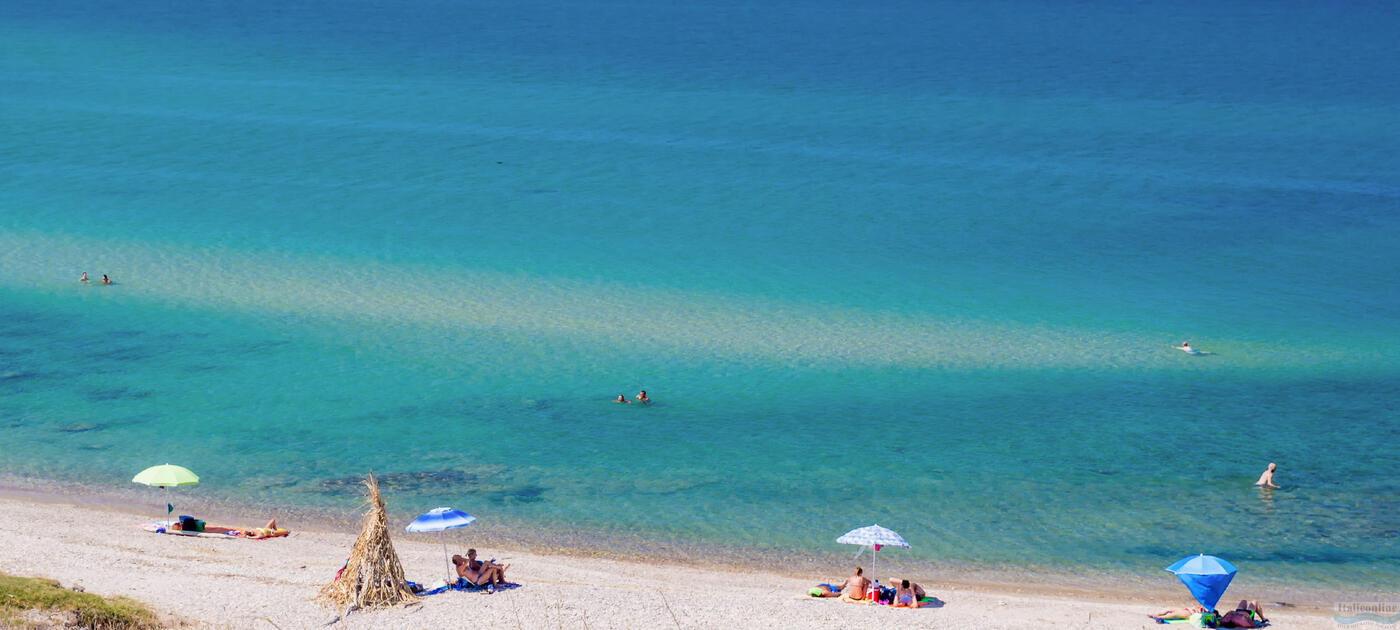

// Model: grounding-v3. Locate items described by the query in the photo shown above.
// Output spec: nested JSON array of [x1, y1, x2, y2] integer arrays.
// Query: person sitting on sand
[[1218, 600, 1269, 628], [614, 394, 630, 404], [838, 567, 870, 602], [452, 554, 499, 588], [1255, 462, 1279, 488], [454, 549, 510, 588], [891, 579, 925, 607], [635, 390, 650, 404], [1149, 604, 1205, 620]]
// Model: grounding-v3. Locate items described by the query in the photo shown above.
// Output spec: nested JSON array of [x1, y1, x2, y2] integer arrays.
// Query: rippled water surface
[[2, 0, 1398, 591]]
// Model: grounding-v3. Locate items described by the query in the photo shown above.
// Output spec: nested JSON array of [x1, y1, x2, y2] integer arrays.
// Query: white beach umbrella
[[836, 524, 910, 584], [406, 507, 477, 581]]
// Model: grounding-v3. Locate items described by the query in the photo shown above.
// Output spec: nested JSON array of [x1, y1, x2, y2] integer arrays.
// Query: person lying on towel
[[891, 579, 926, 608], [808, 582, 843, 597], [1218, 600, 1269, 628], [1149, 604, 1206, 620], [242, 518, 289, 539]]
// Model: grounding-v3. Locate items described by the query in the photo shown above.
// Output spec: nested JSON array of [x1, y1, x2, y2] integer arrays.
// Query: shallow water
[[2, 0, 1397, 591]]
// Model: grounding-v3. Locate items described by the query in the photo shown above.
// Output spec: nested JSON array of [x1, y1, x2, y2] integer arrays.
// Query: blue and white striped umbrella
[[407, 507, 477, 581], [407, 507, 476, 533], [836, 524, 910, 583]]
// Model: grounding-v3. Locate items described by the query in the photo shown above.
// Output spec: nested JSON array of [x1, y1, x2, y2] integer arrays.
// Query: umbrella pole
[[440, 531, 451, 582], [872, 547, 877, 591]]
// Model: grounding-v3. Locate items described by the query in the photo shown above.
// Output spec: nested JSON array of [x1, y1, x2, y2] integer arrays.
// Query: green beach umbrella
[[132, 464, 199, 526]]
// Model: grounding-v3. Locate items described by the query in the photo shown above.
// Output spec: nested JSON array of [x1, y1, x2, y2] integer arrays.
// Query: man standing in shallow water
[[1255, 462, 1279, 488]]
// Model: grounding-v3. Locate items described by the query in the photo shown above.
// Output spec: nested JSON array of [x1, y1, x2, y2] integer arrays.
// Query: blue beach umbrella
[[406, 507, 477, 581], [1165, 554, 1237, 611], [836, 524, 910, 583]]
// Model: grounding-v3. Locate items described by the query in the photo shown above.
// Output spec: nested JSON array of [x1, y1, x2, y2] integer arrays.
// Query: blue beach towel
[[407, 578, 519, 596]]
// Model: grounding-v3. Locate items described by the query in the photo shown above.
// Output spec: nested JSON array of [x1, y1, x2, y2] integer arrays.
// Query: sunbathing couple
[[811, 567, 925, 607], [1151, 600, 1269, 628], [451, 548, 510, 589]]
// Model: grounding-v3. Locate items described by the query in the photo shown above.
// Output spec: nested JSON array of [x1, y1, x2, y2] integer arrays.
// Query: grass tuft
[[0, 572, 162, 629]]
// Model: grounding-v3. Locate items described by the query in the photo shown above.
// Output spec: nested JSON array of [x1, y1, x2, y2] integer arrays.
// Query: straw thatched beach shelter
[[318, 472, 419, 612]]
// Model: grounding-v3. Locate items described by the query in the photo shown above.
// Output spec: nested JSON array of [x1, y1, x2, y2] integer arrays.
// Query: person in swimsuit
[[613, 394, 630, 404], [1218, 600, 1268, 628], [892, 579, 925, 607], [838, 567, 870, 602], [635, 390, 650, 404], [808, 583, 843, 597], [244, 518, 288, 539], [1150, 604, 1205, 619], [102, 274, 111, 285], [79, 272, 89, 283], [1255, 462, 1279, 488], [1175, 341, 1194, 352], [453, 548, 510, 587]]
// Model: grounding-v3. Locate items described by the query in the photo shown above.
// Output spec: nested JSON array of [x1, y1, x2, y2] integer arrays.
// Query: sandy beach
[[0, 487, 1347, 630]]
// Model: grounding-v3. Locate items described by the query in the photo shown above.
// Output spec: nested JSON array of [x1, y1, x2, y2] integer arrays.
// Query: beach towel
[[407, 577, 520, 596], [843, 594, 936, 608], [1150, 612, 1220, 627], [139, 522, 290, 540]]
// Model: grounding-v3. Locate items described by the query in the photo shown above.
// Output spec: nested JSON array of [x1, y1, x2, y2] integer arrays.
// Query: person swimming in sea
[[634, 390, 650, 404], [613, 394, 630, 404], [102, 274, 112, 285], [1255, 462, 1279, 488], [79, 272, 89, 283], [1174, 341, 1194, 353]]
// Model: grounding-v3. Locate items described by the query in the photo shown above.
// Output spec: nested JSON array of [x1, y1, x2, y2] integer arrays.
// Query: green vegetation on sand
[[0, 572, 161, 629]]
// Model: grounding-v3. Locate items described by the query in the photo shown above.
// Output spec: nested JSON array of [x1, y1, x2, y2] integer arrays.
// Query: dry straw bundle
[[318, 472, 419, 611]]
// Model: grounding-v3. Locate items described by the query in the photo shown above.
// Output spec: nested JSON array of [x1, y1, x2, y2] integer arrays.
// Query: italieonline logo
[[1334, 602, 1400, 626]]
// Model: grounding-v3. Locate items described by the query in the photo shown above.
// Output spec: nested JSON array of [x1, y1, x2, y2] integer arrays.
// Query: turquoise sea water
[[3, 0, 1398, 592]]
